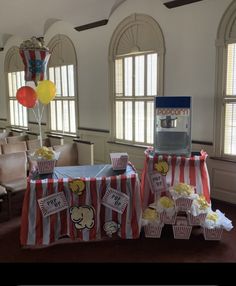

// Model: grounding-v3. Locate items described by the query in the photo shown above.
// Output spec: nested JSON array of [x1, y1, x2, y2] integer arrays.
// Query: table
[[141, 148, 211, 210], [20, 163, 142, 246]]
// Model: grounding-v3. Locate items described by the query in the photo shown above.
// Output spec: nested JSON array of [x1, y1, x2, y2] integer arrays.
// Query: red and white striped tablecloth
[[141, 148, 211, 210], [20, 168, 141, 246]]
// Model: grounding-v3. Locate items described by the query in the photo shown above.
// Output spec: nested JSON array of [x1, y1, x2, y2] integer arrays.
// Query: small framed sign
[[101, 187, 129, 214], [149, 172, 167, 193], [38, 192, 69, 218]]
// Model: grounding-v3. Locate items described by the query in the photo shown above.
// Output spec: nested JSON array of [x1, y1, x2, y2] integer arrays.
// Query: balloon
[[16, 86, 37, 108], [36, 80, 56, 105]]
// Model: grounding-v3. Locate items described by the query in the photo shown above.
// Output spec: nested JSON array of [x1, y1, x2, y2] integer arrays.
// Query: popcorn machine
[[154, 96, 192, 157]]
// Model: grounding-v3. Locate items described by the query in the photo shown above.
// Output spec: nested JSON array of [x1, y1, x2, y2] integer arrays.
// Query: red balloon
[[16, 86, 37, 108]]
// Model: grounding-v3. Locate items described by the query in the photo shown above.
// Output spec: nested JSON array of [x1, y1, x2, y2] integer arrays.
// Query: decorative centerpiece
[[187, 194, 211, 226], [201, 209, 233, 240], [30, 147, 60, 174], [170, 182, 197, 211], [172, 216, 192, 239], [154, 196, 176, 225], [142, 207, 164, 238]]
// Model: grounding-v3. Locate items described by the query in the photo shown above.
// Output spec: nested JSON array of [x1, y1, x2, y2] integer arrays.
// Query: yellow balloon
[[36, 80, 56, 105]]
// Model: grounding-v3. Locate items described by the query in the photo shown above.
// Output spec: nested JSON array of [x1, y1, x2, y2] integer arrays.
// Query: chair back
[[53, 143, 78, 167], [76, 140, 94, 165], [0, 152, 27, 184], [7, 134, 28, 144], [1, 141, 27, 154]]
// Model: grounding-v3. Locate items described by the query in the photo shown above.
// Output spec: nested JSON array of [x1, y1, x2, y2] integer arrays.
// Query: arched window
[[5, 46, 27, 128], [215, 0, 236, 159], [47, 34, 77, 134], [109, 14, 165, 145]]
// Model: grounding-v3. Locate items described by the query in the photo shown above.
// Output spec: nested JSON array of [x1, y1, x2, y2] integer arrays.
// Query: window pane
[[135, 55, 144, 96], [61, 65, 68, 97], [147, 53, 157, 96], [10, 100, 14, 125], [124, 57, 132, 96], [125, 101, 132, 140], [55, 67, 61, 96], [146, 101, 154, 144], [56, 101, 62, 131], [68, 65, 75, 97], [12, 73, 17, 98], [14, 100, 19, 125], [69, 101, 76, 133], [49, 67, 55, 83], [63, 100, 69, 132], [19, 104, 23, 126], [116, 101, 123, 139], [115, 59, 123, 96], [50, 101, 56, 131], [8, 73, 13, 98], [226, 44, 236, 96], [135, 101, 144, 142], [224, 103, 236, 155], [23, 107, 27, 127]]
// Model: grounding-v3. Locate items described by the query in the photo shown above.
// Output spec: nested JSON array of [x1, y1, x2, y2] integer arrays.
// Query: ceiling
[[0, 0, 204, 47], [0, 0, 125, 44]]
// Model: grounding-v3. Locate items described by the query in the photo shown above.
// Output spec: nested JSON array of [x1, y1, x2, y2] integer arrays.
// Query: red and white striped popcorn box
[[163, 211, 177, 225], [187, 212, 207, 226], [144, 222, 164, 238], [110, 153, 128, 171], [37, 159, 56, 174], [175, 197, 193, 212], [172, 216, 192, 239], [203, 227, 223, 241]]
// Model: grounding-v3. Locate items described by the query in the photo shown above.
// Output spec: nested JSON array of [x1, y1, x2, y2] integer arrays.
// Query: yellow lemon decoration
[[69, 180, 85, 195], [159, 196, 174, 208], [207, 212, 218, 222], [154, 160, 169, 176], [142, 208, 158, 220]]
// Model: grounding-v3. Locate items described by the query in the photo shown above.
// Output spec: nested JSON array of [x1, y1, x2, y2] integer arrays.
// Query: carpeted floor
[[0, 195, 235, 263]]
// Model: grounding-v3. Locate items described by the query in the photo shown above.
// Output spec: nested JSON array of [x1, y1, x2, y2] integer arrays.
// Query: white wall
[[0, 0, 232, 140]]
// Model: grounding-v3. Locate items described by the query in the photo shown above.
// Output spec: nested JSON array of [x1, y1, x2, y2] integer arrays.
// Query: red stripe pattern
[[20, 166, 142, 246], [141, 149, 211, 210]]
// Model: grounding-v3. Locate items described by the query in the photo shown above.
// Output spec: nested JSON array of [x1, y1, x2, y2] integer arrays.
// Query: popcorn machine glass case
[[154, 96, 192, 157]]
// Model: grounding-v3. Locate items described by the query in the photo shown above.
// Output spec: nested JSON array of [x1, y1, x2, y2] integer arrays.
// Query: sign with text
[[101, 187, 129, 214], [38, 192, 69, 218], [149, 172, 167, 193]]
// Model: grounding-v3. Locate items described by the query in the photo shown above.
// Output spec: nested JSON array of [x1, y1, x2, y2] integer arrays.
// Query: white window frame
[[47, 34, 78, 136], [214, 1, 236, 160], [109, 14, 165, 147], [8, 71, 28, 128], [113, 52, 157, 145], [49, 64, 77, 134]]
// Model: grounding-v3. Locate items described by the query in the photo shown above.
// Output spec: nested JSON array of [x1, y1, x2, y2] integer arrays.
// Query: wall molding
[[75, 19, 108, 32], [78, 127, 110, 133]]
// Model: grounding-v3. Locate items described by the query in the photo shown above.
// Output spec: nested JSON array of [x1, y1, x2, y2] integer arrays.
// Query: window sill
[[210, 156, 236, 164], [45, 131, 77, 139], [107, 140, 152, 150]]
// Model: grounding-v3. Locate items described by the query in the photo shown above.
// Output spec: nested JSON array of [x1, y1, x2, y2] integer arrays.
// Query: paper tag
[[38, 192, 69, 217], [149, 172, 167, 193], [101, 187, 129, 214]]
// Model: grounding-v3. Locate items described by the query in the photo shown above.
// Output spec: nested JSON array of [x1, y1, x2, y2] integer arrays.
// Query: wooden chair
[[1, 141, 27, 154], [52, 140, 94, 167], [7, 134, 29, 144], [0, 152, 27, 219], [26, 138, 51, 152]]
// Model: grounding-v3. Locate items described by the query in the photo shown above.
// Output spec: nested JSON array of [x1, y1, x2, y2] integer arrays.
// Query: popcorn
[[34, 146, 54, 160], [20, 36, 49, 51], [142, 208, 158, 221], [158, 196, 174, 209], [173, 182, 194, 195], [202, 209, 233, 231], [190, 194, 211, 216]]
